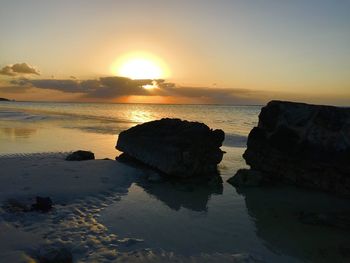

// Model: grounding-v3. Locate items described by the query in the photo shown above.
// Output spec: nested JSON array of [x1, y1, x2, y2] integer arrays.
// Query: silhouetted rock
[[227, 169, 263, 187], [116, 118, 225, 178], [0, 97, 10, 101], [65, 150, 95, 161], [31, 196, 53, 212], [243, 100, 350, 196]]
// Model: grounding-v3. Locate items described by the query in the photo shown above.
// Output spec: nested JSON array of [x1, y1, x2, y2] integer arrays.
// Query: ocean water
[[0, 101, 259, 157], [0, 101, 349, 263]]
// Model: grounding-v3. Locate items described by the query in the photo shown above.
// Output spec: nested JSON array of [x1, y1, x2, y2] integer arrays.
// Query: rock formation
[[116, 118, 225, 178], [243, 100, 350, 196]]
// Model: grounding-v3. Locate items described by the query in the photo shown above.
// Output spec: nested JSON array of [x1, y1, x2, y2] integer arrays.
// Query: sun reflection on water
[[129, 110, 154, 124]]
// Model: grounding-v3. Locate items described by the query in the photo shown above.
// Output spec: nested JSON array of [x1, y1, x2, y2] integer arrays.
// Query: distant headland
[[0, 97, 13, 101]]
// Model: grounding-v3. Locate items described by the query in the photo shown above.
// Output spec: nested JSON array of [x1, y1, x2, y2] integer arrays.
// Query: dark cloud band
[[2, 76, 262, 104]]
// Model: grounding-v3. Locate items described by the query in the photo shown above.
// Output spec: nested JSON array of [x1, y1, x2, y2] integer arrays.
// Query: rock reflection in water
[[99, 171, 230, 256], [236, 186, 350, 263], [136, 176, 223, 212], [116, 156, 223, 212]]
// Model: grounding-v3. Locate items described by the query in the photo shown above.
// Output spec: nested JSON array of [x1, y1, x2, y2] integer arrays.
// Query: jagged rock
[[116, 118, 225, 178], [65, 150, 95, 161], [31, 196, 53, 212], [243, 100, 350, 196], [227, 169, 263, 187]]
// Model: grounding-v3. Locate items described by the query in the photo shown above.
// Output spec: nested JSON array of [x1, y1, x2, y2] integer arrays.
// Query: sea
[[0, 101, 349, 263], [0, 101, 258, 157]]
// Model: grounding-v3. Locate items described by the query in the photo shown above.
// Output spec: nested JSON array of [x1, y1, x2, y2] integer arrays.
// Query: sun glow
[[112, 52, 169, 80]]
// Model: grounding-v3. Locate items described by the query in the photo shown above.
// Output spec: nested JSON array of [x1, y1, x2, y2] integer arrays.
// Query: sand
[[0, 153, 256, 263]]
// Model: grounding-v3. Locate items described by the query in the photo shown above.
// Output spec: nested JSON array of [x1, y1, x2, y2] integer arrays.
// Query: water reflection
[[116, 156, 224, 212], [236, 187, 350, 263], [136, 176, 223, 212], [129, 110, 153, 123], [0, 127, 37, 139]]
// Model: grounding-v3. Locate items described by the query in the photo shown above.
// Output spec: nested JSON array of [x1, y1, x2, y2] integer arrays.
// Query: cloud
[[2, 74, 349, 105], [1, 76, 264, 104], [23, 79, 83, 93], [0, 63, 40, 76], [8, 76, 154, 97]]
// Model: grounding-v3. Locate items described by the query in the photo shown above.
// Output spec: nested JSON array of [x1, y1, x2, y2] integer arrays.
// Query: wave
[[0, 110, 48, 121], [0, 107, 139, 125]]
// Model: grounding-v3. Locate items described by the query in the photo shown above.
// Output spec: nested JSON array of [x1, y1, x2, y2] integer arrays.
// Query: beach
[[0, 102, 349, 263]]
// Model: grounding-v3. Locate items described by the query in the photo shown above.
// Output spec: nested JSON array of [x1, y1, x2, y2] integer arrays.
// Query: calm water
[[0, 101, 349, 263], [0, 101, 259, 157]]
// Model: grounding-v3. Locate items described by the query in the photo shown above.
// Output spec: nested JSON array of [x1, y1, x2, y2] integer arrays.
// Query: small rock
[[3, 199, 30, 213], [65, 150, 95, 161], [36, 247, 73, 263], [31, 196, 53, 212], [227, 169, 263, 187]]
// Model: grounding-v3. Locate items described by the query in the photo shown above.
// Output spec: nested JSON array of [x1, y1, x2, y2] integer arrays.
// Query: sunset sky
[[0, 0, 349, 105]]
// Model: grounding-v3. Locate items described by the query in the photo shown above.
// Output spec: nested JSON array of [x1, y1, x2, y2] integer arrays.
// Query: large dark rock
[[243, 100, 350, 196], [116, 118, 225, 178]]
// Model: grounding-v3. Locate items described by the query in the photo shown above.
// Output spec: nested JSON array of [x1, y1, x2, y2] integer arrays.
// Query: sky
[[0, 0, 349, 105]]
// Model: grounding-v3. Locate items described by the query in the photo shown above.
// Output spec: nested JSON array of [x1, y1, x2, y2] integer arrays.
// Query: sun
[[119, 58, 162, 80], [111, 52, 168, 80]]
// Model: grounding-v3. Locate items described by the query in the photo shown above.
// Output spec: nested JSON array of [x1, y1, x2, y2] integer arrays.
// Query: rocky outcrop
[[116, 118, 225, 178], [243, 100, 350, 196]]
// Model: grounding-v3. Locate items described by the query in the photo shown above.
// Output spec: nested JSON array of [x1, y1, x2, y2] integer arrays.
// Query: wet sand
[[0, 152, 349, 262]]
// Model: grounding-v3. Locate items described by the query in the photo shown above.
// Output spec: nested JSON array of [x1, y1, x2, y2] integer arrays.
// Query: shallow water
[[1, 101, 349, 262]]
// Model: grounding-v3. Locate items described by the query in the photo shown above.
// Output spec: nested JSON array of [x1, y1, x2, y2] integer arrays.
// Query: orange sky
[[0, 0, 349, 105]]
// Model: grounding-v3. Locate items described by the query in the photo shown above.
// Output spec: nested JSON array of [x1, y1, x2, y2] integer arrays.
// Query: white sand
[[0, 153, 256, 263]]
